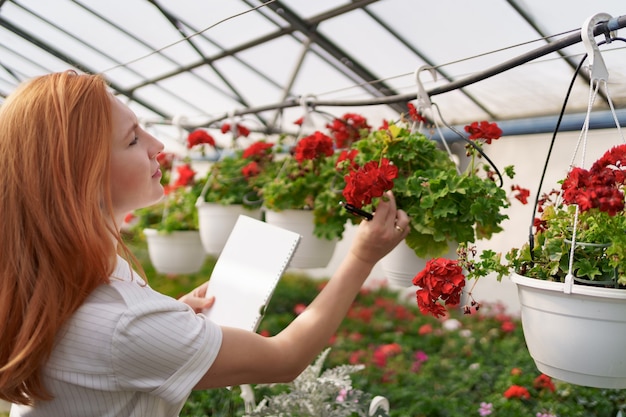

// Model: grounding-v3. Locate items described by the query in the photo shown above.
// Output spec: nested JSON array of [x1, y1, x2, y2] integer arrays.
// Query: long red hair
[[0, 71, 129, 404]]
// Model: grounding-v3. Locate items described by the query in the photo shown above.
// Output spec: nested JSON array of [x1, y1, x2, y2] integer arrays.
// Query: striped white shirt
[[11, 255, 223, 417]]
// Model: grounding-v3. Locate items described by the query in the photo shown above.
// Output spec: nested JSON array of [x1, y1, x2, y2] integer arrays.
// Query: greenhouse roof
[[1, 0, 625, 145]]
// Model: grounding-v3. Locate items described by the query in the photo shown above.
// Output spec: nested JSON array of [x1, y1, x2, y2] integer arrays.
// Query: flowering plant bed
[[159, 274, 626, 417], [116, 239, 626, 417]]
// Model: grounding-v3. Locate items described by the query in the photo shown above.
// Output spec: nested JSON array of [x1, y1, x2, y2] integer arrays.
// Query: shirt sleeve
[[112, 297, 223, 405]]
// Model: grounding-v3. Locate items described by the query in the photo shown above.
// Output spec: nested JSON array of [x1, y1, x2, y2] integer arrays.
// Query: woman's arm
[[194, 192, 409, 389]]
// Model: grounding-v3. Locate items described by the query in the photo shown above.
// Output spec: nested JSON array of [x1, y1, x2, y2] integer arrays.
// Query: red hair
[[0, 71, 132, 404]]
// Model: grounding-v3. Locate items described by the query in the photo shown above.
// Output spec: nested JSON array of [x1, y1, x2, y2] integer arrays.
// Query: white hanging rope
[[564, 64, 623, 293]]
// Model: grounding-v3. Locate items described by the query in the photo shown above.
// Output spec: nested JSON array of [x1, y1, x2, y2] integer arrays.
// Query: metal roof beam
[[0, 15, 167, 117], [505, 0, 608, 104], [147, 0, 263, 123], [362, 7, 496, 119], [265, 0, 407, 114]]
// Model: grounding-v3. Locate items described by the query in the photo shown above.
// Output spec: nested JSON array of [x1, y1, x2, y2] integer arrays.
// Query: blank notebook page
[[203, 215, 301, 331]]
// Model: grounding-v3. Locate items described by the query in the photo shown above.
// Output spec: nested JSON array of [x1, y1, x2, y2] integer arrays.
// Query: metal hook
[[415, 65, 437, 112], [171, 114, 188, 142], [298, 94, 317, 129], [581, 12, 613, 82]]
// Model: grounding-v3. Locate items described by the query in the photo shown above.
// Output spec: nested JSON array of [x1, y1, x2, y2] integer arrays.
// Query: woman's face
[[108, 94, 165, 222]]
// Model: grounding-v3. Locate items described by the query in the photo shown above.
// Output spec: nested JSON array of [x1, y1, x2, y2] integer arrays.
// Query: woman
[[0, 71, 409, 416]]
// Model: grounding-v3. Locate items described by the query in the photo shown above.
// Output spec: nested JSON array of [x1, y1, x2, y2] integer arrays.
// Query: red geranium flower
[[221, 123, 250, 138], [412, 258, 466, 318], [464, 121, 503, 144], [173, 163, 196, 187], [241, 161, 260, 178], [407, 102, 427, 124], [512, 185, 530, 204], [336, 149, 359, 171], [326, 113, 371, 149], [343, 158, 398, 208], [294, 131, 334, 162], [533, 374, 556, 392], [187, 129, 215, 149], [156, 152, 176, 171], [503, 385, 531, 399], [242, 140, 274, 160], [561, 145, 626, 215]]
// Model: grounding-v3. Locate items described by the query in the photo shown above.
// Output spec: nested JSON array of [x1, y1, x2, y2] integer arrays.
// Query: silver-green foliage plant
[[245, 348, 388, 417]]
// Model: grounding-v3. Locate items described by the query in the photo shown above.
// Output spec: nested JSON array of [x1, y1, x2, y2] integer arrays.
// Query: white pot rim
[[510, 272, 626, 300]]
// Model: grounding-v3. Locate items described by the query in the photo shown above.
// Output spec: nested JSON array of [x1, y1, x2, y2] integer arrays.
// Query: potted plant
[[260, 128, 356, 269], [243, 348, 390, 417], [131, 154, 207, 274], [337, 107, 528, 286], [196, 136, 276, 255], [438, 143, 626, 389]]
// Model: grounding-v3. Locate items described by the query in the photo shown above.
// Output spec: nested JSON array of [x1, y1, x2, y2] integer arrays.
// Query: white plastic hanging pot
[[143, 228, 206, 274], [264, 209, 337, 269], [511, 272, 626, 389], [380, 240, 427, 288], [197, 202, 262, 256]]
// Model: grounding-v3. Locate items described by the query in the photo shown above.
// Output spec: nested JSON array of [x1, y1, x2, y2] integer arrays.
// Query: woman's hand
[[178, 282, 215, 313], [349, 191, 410, 266]]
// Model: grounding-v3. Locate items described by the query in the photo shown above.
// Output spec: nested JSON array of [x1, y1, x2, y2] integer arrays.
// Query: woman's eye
[[130, 136, 139, 146]]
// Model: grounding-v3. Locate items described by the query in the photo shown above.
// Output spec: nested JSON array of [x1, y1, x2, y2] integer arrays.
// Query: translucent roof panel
[[0, 0, 625, 141]]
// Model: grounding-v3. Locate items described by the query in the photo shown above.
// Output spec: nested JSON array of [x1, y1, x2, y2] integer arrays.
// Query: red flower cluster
[[407, 102, 427, 124], [172, 163, 195, 187], [503, 384, 530, 399], [326, 113, 371, 149], [464, 121, 503, 144], [220, 122, 250, 138], [241, 161, 260, 178], [164, 163, 196, 194], [512, 184, 530, 204], [372, 343, 402, 368], [533, 373, 556, 392], [412, 258, 466, 318], [156, 152, 175, 171], [502, 372, 555, 402], [336, 149, 359, 171], [561, 144, 626, 215], [240, 141, 274, 179], [187, 129, 216, 149], [342, 158, 398, 209], [293, 131, 334, 162], [242, 140, 274, 160]]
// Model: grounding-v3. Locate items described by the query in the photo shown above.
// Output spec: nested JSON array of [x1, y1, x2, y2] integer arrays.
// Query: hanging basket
[[264, 209, 337, 269], [511, 272, 626, 388], [380, 240, 426, 288], [197, 202, 262, 256], [143, 228, 207, 275]]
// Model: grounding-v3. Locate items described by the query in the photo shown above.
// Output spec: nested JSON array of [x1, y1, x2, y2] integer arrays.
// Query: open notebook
[[202, 215, 301, 331]]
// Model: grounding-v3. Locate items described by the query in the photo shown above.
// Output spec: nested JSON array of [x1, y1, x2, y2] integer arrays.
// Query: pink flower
[[478, 402, 493, 416]]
